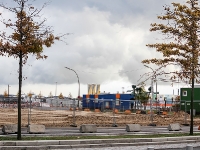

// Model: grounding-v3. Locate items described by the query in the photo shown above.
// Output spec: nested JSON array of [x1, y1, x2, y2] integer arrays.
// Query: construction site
[[0, 106, 198, 128], [0, 84, 198, 128]]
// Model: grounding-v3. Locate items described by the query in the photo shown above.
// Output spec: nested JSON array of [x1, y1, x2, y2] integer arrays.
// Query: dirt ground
[[0, 108, 198, 127]]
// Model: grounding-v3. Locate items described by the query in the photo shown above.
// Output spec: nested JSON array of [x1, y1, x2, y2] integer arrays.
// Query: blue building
[[82, 93, 138, 111]]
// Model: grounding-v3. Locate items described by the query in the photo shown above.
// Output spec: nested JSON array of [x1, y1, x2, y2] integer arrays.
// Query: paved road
[[1, 126, 200, 150], [1, 136, 200, 150], [0, 125, 199, 137], [69, 143, 200, 150]]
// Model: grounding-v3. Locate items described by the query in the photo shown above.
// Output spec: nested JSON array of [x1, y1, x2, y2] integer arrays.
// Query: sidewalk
[[0, 125, 200, 149], [1, 136, 200, 150]]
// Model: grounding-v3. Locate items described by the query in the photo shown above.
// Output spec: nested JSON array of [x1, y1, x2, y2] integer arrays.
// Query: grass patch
[[1, 133, 200, 141]]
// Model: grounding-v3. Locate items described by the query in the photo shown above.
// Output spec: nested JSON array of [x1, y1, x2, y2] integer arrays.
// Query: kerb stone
[[27, 124, 45, 134], [2, 124, 17, 134], [168, 123, 181, 131], [126, 124, 141, 132], [80, 124, 97, 133]]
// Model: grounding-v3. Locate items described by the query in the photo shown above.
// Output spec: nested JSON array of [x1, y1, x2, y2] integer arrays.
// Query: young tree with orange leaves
[[58, 93, 64, 99], [38, 91, 42, 98], [28, 91, 32, 98], [0, 0, 61, 139], [142, 0, 200, 135], [3, 90, 8, 97]]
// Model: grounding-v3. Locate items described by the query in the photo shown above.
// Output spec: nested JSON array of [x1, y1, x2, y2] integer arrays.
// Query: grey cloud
[[0, 0, 188, 89]]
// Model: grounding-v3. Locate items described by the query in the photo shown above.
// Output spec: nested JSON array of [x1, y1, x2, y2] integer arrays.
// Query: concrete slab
[[27, 124, 45, 134], [79, 139, 102, 144], [195, 136, 200, 140], [15, 141, 36, 146], [0, 145, 48, 150], [79, 124, 97, 133], [182, 136, 198, 140], [89, 143, 113, 148], [16, 140, 59, 146], [167, 137, 183, 141], [117, 139, 135, 143], [48, 145, 72, 149], [134, 138, 152, 142], [151, 137, 168, 142], [2, 124, 17, 134], [126, 124, 141, 132], [59, 140, 81, 145], [70, 144, 91, 149], [0, 141, 16, 146], [37, 140, 59, 146], [168, 123, 181, 131], [0, 138, 200, 150]]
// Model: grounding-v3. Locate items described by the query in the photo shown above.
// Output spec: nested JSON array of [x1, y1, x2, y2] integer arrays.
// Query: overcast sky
[[0, 0, 191, 97]]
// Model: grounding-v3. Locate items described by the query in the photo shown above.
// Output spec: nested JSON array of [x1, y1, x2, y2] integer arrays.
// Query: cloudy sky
[[0, 0, 191, 97]]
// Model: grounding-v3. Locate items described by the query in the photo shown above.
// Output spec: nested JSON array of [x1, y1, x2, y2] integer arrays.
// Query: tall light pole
[[144, 65, 156, 126], [27, 92, 32, 126], [55, 82, 57, 98], [8, 84, 10, 97], [65, 67, 80, 107], [8, 84, 10, 106]]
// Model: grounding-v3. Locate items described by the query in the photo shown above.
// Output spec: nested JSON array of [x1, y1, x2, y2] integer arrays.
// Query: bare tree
[[142, 0, 200, 135]]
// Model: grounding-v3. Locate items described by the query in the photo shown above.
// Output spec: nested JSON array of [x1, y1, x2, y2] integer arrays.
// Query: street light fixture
[[65, 67, 80, 107]]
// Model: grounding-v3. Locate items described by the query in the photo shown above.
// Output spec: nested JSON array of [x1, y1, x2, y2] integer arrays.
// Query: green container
[[180, 88, 200, 112]]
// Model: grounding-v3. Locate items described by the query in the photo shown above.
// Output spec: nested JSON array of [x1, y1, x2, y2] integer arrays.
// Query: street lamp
[[65, 67, 80, 107], [112, 100, 118, 127], [144, 65, 157, 126], [27, 92, 32, 126], [55, 82, 57, 98], [8, 84, 11, 106], [71, 98, 77, 127]]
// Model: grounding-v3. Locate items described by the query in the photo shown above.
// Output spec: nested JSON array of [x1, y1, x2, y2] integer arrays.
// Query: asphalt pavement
[[0, 125, 199, 137], [0, 125, 200, 150]]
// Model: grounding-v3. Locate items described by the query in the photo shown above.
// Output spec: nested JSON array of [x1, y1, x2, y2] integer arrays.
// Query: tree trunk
[[17, 51, 22, 140], [190, 70, 194, 135]]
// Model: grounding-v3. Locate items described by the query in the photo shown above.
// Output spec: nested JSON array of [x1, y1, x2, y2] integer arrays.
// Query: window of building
[[116, 99, 120, 106], [86, 99, 90, 103], [183, 91, 187, 96], [94, 99, 98, 103], [105, 102, 109, 108]]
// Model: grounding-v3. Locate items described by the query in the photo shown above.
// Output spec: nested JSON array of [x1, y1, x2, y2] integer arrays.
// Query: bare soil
[[0, 108, 197, 127]]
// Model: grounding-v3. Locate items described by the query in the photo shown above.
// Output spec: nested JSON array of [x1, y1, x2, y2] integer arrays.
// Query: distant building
[[180, 87, 200, 114], [82, 93, 136, 110], [155, 94, 177, 108]]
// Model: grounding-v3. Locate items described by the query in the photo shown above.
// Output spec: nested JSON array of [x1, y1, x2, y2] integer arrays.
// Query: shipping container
[[180, 87, 200, 114]]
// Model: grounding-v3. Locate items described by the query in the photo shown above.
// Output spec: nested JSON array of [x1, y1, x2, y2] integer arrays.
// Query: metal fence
[[0, 98, 79, 111]]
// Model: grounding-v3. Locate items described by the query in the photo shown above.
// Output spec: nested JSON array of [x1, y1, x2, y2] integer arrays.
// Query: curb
[[1, 136, 200, 149]]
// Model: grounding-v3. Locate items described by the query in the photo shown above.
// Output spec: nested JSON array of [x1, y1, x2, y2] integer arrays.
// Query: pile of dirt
[[0, 108, 194, 127]]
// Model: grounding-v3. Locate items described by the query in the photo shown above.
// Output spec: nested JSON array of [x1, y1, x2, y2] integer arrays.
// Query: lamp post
[[55, 82, 57, 98], [27, 93, 32, 126], [144, 65, 156, 126], [8, 84, 10, 106], [71, 98, 77, 127], [112, 100, 118, 127], [65, 67, 80, 107]]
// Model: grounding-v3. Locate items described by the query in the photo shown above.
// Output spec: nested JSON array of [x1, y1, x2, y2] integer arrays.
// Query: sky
[[0, 0, 192, 98]]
